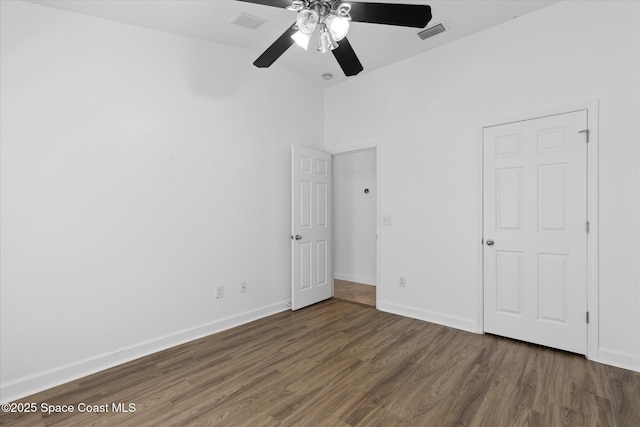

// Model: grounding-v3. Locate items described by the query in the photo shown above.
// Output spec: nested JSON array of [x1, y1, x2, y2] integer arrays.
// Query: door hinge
[[586, 311, 590, 324], [585, 221, 590, 233], [579, 129, 590, 143]]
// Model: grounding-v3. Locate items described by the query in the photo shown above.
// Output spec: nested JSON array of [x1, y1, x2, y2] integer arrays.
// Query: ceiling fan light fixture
[[317, 24, 338, 53], [247, 0, 431, 77], [291, 30, 312, 50], [324, 14, 349, 41], [296, 9, 319, 35]]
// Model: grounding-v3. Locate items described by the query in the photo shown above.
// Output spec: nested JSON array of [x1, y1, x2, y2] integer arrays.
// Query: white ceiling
[[27, 0, 559, 87]]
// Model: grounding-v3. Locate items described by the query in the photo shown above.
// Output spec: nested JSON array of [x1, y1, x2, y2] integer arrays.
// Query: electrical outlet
[[399, 276, 407, 287], [216, 285, 224, 299], [382, 215, 393, 226], [241, 282, 247, 294]]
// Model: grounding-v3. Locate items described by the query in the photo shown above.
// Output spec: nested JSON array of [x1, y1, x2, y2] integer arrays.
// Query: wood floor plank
[[2, 299, 639, 426], [334, 280, 376, 307]]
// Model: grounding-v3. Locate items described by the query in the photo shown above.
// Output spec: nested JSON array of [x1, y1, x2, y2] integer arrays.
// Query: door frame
[[329, 143, 382, 308], [476, 100, 599, 360]]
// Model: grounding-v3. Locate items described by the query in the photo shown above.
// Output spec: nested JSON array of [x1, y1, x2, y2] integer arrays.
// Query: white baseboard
[[378, 301, 476, 333], [334, 273, 376, 286], [0, 301, 290, 404], [595, 347, 640, 373]]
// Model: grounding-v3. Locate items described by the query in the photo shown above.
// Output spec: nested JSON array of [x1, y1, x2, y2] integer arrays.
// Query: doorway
[[482, 110, 589, 354], [332, 149, 377, 307]]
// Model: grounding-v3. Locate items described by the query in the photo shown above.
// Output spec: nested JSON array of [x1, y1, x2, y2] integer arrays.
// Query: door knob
[[486, 239, 494, 246], [293, 234, 303, 240]]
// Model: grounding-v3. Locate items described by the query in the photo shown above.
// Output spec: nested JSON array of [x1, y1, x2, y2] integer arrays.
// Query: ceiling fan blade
[[253, 24, 297, 68], [235, 0, 292, 8], [332, 38, 364, 77], [348, 2, 432, 28]]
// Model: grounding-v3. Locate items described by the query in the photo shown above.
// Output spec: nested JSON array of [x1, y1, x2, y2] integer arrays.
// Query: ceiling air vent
[[231, 13, 267, 30], [417, 23, 446, 40]]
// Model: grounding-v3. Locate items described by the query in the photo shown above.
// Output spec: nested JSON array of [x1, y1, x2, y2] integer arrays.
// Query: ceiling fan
[[237, 0, 432, 77]]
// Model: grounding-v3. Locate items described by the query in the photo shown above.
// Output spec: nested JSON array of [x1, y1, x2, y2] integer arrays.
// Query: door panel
[[537, 253, 568, 323], [483, 110, 588, 354], [292, 146, 332, 310], [299, 242, 312, 290], [316, 240, 328, 285], [496, 167, 522, 230], [496, 250, 523, 316], [538, 163, 567, 231]]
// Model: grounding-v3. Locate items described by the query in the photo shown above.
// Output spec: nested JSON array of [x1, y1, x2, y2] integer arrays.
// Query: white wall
[[0, 0, 324, 401], [333, 150, 377, 285], [325, 1, 640, 371]]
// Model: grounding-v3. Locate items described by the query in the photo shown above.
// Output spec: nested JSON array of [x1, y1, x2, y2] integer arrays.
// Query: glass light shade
[[296, 9, 319, 35], [291, 30, 312, 50], [324, 14, 349, 41]]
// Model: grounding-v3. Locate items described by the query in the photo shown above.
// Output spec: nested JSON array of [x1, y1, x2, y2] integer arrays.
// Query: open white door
[[483, 110, 588, 354], [291, 146, 332, 310]]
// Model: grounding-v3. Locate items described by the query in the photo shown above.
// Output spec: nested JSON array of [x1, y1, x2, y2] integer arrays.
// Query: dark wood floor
[[2, 299, 639, 426], [334, 279, 376, 307]]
